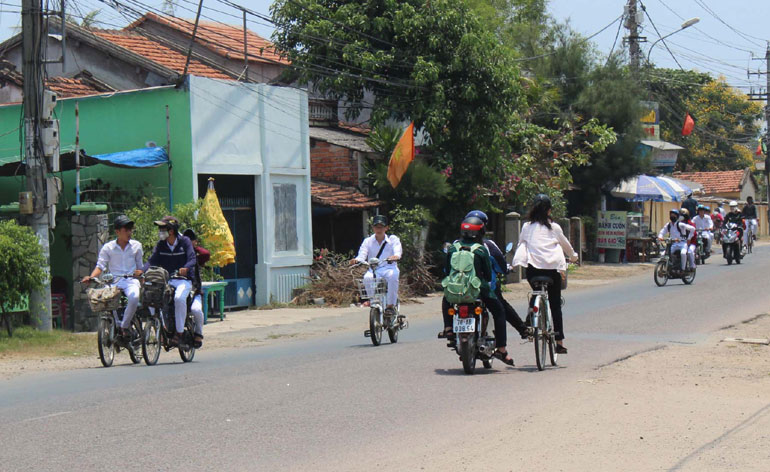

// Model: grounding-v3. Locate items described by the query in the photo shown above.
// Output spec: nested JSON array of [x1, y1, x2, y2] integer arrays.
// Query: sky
[[0, 0, 768, 92]]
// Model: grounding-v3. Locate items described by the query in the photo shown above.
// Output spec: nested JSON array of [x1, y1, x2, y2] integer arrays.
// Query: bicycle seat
[[529, 276, 553, 287]]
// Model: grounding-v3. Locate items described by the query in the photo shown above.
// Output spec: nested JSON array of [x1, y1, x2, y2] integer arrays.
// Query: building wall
[[188, 77, 312, 305], [0, 83, 22, 104], [310, 140, 358, 185], [740, 179, 757, 201]]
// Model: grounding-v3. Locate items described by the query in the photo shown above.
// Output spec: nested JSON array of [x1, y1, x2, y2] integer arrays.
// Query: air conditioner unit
[[42, 120, 59, 157], [42, 90, 58, 120]]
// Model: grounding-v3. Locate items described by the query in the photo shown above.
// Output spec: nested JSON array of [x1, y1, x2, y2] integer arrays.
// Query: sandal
[[493, 350, 515, 366], [555, 345, 568, 354], [193, 334, 203, 349], [437, 327, 453, 339]]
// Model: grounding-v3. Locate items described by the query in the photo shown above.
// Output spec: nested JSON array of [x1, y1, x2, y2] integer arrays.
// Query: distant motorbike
[[721, 222, 742, 265], [695, 231, 709, 265], [654, 239, 696, 286]]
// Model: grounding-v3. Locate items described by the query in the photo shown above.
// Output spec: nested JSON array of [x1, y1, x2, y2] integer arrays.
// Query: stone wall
[[71, 214, 109, 332]]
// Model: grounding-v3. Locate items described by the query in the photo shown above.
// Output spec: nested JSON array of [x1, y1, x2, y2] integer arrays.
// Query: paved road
[[2, 247, 768, 471]]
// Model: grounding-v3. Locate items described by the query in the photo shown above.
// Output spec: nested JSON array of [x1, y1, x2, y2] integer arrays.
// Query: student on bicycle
[[81, 215, 143, 341], [513, 194, 578, 354], [741, 196, 758, 245]]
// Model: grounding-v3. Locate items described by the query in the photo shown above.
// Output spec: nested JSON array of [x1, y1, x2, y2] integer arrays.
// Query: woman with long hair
[[513, 194, 579, 353]]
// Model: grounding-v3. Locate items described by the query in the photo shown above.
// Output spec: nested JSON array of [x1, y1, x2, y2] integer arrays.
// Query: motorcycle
[[448, 299, 497, 374], [654, 239, 696, 287], [721, 222, 742, 265], [695, 231, 709, 265], [358, 258, 408, 346]]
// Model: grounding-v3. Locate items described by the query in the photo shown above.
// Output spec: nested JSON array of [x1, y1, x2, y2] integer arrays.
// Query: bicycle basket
[[357, 278, 388, 300], [86, 286, 122, 312]]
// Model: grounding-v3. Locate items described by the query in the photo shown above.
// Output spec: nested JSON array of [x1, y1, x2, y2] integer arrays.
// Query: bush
[[0, 220, 48, 335]]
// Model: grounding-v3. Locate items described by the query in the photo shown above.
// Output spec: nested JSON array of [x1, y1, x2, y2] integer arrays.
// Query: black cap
[[114, 215, 134, 229], [153, 215, 180, 230], [372, 215, 388, 226], [182, 228, 197, 241]]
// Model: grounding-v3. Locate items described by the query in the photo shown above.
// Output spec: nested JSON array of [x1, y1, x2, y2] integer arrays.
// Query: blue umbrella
[[611, 175, 687, 202]]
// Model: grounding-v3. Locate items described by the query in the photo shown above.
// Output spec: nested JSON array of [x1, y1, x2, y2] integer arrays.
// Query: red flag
[[756, 142, 763, 156], [681, 113, 694, 136]]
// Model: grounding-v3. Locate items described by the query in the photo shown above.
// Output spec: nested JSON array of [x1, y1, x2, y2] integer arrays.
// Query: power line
[[692, 0, 766, 48]]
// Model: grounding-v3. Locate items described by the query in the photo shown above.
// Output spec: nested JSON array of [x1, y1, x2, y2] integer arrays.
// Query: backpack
[[143, 266, 169, 308], [441, 242, 484, 304]]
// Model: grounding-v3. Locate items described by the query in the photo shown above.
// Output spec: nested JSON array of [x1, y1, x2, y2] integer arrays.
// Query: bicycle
[[82, 274, 144, 368], [527, 276, 558, 371], [141, 269, 197, 364], [356, 258, 407, 346]]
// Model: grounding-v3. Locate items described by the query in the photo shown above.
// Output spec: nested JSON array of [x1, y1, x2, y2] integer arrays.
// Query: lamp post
[[646, 18, 700, 63]]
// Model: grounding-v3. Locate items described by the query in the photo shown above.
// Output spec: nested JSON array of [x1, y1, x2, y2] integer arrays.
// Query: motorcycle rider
[[741, 196, 758, 245], [658, 209, 696, 272], [443, 216, 514, 365], [692, 204, 714, 256], [81, 215, 143, 341], [351, 215, 401, 317], [142, 216, 202, 347]]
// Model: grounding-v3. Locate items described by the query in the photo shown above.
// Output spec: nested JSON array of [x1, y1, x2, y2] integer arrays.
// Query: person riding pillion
[[142, 216, 203, 347], [82, 215, 143, 341], [182, 228, 210, 348], [443, 215, 514, 365], [658, 208, 696, 272], [350, 215, 402, 317], [692, 204, 714, 255]]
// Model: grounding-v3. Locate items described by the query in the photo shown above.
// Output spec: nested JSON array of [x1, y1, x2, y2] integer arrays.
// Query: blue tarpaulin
[[91, 147, 169, 168]]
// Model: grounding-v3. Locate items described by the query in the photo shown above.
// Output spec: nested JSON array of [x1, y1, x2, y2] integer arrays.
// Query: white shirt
[[356, 234, 402, 264], [96, 239, 143, 275], [692, 214, 713, 231], [658, 221, 695, 241], [513, 221, 576, 271]]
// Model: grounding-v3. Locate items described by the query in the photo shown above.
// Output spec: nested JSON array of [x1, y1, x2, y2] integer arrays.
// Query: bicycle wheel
[[97, 317, 115, 368], [179, 317, 196, 362], [142, 316, 161, 366], [128, 317, 142, 364], [653, 260, 668, 287], [460, 336, 477, 375], [369, 307, 382, 346], [387, 326, 399, 343]]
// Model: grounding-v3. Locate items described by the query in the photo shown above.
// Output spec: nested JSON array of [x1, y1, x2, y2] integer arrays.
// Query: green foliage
[[644, 68, 762, 171], [384, 204, 437, 294], [0, 220, 48, 329], [124, 196, 225, 281]]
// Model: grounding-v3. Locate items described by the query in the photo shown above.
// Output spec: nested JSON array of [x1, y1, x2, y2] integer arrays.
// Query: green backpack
[[442, 242, 483, 304]]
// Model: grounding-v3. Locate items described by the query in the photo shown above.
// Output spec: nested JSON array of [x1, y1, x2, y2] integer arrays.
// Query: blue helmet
[[464, 210, 488, 225]]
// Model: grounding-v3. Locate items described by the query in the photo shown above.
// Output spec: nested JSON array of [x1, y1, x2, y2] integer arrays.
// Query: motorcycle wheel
[[482, 359, 493, 369], [724, 244, 732, 265], [653, 260, 668, 287], [682, 267, 696, 285], [460, 336, 477, 375], [142, 316, 161, 366], [128, 317, 142, 364], [97, 317, 115, 368], [369, 307, 382, 346], [178, 317, 196, 363]]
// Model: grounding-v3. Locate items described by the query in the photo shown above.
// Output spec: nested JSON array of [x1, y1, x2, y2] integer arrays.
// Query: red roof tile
[[311, 180, 380, 210], [128, 13, 289, 66], [93, 30, 232, 79], [45, 76, 109, 97], [673, 170, 748, 195]]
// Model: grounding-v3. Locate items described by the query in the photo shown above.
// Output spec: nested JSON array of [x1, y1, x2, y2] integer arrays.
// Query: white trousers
[[701, 231, 713, 253], [744, 219, 758, 245], [363, 265, 399, 306], [191, 294, 203, 336], [116, 278, 141, 329], [671, 242, 689, 270], [169, 279, 192, 334], [686, 244, 696, 268]]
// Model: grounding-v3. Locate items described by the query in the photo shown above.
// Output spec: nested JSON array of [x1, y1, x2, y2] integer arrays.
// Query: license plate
[[453, 316, 476, 333]]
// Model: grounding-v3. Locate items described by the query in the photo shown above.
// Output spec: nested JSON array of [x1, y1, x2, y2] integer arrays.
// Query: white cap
[[729, 200, 738, 207]]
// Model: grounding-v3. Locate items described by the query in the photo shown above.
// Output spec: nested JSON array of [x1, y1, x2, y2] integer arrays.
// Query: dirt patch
[[569, 261, 652, 281]]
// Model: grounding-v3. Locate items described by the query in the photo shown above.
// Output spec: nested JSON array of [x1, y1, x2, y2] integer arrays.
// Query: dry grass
[[0, 326, 96, 359]]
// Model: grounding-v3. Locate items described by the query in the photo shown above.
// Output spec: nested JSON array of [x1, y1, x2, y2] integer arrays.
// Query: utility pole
[[21, 0, 53, 330], [624, 0, 646, 73], [748, 43, 770, 234]]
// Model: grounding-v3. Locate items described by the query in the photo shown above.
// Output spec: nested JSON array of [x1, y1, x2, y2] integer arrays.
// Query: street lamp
[[646, 18, 700, 63]]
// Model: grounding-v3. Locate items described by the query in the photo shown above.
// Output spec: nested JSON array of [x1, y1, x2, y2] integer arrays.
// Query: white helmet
[[729, 200, 738, 208]]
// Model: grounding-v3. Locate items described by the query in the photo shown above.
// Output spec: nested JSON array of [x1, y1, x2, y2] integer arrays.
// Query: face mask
[[670, 215, 678, 222], [158, 229, 169, 240]]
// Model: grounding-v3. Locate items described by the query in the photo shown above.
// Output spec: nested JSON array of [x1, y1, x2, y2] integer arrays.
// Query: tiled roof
[[128, 12, 289, 66], [1, 60, 114, 99], [309, 126, 373, 153], [93, 30, 232, 79], [673, 170, 747, 194], [311, 180, 380, 210]]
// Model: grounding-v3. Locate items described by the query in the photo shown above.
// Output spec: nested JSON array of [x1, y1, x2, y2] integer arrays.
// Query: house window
[[273, 183, 298, 251]]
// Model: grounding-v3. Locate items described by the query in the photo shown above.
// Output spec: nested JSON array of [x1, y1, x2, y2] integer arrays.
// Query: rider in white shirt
[[351, 215, 402, 315], [692, 205, 714, 255], [81, 215, 143, 340], [658, 209, 696, 271]]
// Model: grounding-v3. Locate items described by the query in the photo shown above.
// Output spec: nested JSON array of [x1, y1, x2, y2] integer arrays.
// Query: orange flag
[[387, 122, 415, 188], [681, 113, 695, 136], [756, 141, 763, 156]]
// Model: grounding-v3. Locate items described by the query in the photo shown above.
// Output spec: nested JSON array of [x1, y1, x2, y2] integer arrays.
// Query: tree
[[0, 220, 48, 336], [66, 9, 102, 28], [644, 68, 762, 171]]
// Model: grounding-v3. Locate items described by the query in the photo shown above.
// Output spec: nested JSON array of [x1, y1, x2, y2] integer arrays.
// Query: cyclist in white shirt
[[692, 205, 714, 256], [81, 215, 143, 340], [350, 215, 402, 316]]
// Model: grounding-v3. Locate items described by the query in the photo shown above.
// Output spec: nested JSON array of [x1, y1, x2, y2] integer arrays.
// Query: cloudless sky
[[1, 0, 768, 92]]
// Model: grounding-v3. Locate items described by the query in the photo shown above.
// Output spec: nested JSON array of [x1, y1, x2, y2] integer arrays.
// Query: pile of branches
[[293, 250, 439, 306]]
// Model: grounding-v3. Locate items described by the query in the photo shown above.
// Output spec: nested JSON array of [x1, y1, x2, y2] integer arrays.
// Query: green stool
[[201, 281, 228, 324]]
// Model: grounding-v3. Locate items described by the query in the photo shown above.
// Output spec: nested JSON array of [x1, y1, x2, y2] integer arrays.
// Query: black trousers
[[442, 294, 508, 348], [525, 265, 565, 341]]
